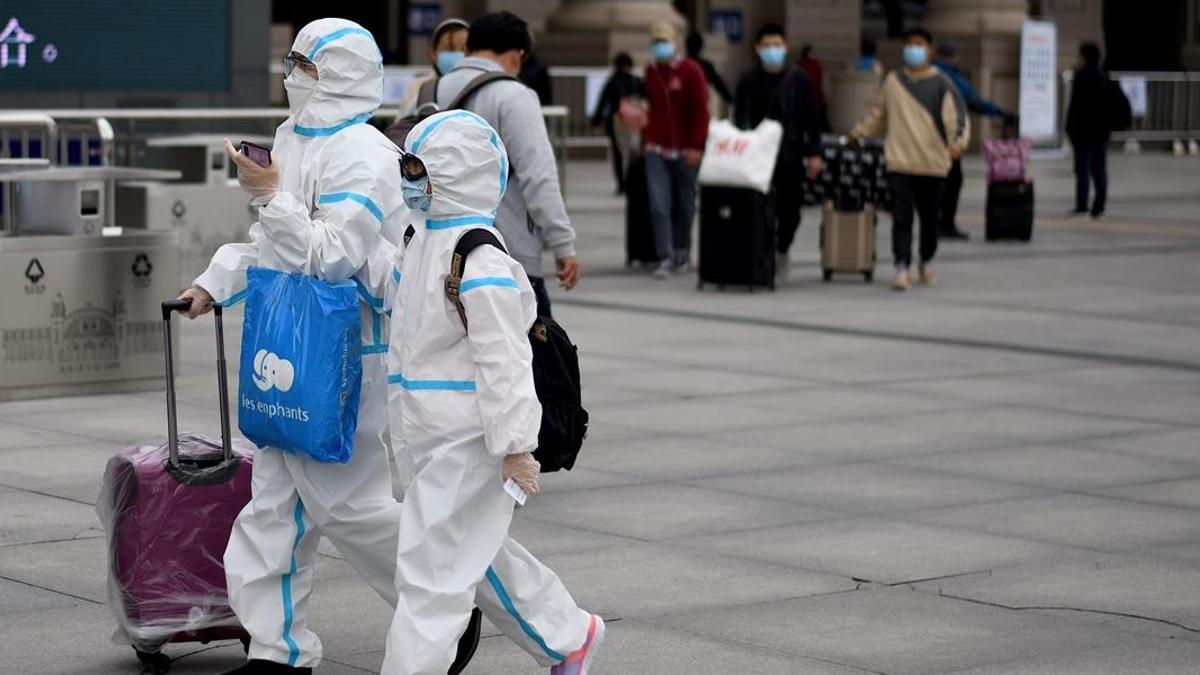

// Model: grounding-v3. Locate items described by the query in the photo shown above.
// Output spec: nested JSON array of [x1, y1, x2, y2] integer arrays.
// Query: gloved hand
[[176, 286, 214, 319], [501, 452, 541, 497], [224, 138, 279, 199]]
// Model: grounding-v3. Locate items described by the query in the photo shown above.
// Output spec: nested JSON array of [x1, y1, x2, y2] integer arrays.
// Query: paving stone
[[893, 444, 1200, 491], [914, 553, 1200, 626], [944, 638, 1200, 674], [1097, 476, 1200, 510], [579, 433, 832, 481], [0, 489, 102, 546], [1084, 428, 1200, 466], [524, 482, 841, 541], [538, 541, 855, 619], [673, 517, 1085, 584], [905, 494, 1200, 552], [685, 462, 1048, 514], [659, 586, 1127, 675]]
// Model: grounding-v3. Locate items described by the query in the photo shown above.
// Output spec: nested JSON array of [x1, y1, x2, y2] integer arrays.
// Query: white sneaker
[[652, 261, 672, 280], [776, 253, 791, 282], [892, 268, 911, 291]]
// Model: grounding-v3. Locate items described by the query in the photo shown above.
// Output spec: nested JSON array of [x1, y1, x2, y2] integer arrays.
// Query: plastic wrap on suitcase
[[98, 300, 253, 658], [98, 436, 254, 653]]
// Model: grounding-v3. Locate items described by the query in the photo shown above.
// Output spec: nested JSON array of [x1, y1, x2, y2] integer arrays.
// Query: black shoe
[[1090, 210, 1105, 219], [222, 660, 312, 675], [448, 608, 484, 675], [939, 228, 970, 240]]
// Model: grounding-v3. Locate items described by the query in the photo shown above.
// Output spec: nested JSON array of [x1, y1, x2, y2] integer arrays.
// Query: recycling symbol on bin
[[131, 254, 153, 278], [24, 258, 45, 284], [171, 200, 187, 219]]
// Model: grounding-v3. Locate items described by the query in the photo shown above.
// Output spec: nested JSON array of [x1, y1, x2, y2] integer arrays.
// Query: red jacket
[[643, 57, 710, 153]]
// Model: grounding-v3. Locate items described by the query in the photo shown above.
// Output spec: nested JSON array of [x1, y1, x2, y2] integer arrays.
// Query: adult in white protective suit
[[176, 18, 406, 675], [381, 110, 605, 675]]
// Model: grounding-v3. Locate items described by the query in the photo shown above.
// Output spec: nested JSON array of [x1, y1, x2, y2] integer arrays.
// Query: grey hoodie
[[435, 56, 576, 278]]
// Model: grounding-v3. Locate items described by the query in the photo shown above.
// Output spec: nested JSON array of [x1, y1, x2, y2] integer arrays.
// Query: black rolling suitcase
[[697, 186, 775, 290], [985, 181, 1034, 241], [624, 155, 659, 265]]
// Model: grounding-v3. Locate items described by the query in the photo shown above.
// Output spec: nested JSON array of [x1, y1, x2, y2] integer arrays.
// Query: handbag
[[698, 119, 784, 194], [237, 266, 362, 463]]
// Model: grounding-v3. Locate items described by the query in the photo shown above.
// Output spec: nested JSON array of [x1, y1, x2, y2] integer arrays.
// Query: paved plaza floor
[[2, 152, 1199, 673]]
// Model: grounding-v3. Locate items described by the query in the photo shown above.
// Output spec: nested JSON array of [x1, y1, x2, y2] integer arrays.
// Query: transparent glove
[[224, 138, 279, 199], [176, 286, 214, 320], [501, 452, 541, 497]]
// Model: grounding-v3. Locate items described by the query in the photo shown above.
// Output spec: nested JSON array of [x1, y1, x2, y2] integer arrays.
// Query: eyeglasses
[[283, 51, 319, 80], [399, 151, 428, 181]]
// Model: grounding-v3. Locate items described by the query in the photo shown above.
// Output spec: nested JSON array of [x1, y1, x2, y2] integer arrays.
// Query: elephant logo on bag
[[252, 349, 295, 393]]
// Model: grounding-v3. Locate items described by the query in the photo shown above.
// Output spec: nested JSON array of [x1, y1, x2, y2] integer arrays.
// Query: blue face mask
[[758, 46, 787, 69], [436, 50, 464, 76], [651, 41, 676, 62], [401, 176, 432, 212], [903, 44, 928, 68]]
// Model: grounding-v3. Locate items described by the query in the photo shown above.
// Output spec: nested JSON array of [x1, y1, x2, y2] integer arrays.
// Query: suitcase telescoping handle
[[161, 299, 233, 467]]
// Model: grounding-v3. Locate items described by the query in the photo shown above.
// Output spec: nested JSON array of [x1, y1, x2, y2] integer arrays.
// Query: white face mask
[[284, 70, 317, 114]]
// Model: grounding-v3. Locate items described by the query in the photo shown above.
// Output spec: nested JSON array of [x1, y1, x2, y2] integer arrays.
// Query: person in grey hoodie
[[434, 11, 579, 318]]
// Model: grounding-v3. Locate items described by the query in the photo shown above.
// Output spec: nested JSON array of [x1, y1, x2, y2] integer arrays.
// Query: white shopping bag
[[698, 119, 783, 194]]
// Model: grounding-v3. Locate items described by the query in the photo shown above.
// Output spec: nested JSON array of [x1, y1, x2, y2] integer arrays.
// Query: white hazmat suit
[[381, 111, 596, 674], [193, 19, 404, 669]]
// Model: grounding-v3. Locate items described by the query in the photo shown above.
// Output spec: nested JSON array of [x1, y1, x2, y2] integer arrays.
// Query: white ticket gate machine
[[116, 134, 270, 286]]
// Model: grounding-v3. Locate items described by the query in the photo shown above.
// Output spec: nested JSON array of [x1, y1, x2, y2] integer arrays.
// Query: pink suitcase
[[98, 300, 255, 674]]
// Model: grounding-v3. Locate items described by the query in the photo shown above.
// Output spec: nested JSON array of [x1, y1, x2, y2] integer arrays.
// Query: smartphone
[[239, 140, 272, 168]]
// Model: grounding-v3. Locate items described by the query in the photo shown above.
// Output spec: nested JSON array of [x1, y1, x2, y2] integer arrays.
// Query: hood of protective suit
[[404, 110, 508, 221], [287, 18, 383, 133]]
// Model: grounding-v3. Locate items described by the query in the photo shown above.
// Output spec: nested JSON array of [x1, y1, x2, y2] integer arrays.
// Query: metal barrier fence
[[1061, 71, 1200, 152]]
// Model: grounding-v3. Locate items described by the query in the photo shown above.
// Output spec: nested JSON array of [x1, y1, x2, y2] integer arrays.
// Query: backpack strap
[[414, 77, 441, 117], [447, 71, 521, 112], [445, 228, 507, 331]]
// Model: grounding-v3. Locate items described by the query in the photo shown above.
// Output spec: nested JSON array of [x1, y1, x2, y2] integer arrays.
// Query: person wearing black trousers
[[934, 40, 1011, 240], [733, 22, 823, 283], [1065, 42, 1113, 218], [590, 52, 645, 195]]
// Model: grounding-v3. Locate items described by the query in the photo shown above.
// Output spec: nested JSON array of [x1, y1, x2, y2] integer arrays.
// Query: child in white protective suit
[[381, 110, 604, 675]]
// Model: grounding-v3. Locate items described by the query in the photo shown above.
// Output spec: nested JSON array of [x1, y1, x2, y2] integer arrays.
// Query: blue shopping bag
[[237, 266, 362, 463]]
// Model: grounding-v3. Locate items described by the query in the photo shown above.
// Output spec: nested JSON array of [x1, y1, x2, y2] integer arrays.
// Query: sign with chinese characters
[[1018, 20, 1058, 143], [709, 9, 744, 44]]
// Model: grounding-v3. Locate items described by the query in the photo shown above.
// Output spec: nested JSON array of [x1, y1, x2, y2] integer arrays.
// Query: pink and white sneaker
[[550, 614, 605, 675]]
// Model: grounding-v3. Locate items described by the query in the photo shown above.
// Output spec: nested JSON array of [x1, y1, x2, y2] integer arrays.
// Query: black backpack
[[1104, 78, 1133, 132], [385, 71, 518, 150], [444, 229, 588, 472]]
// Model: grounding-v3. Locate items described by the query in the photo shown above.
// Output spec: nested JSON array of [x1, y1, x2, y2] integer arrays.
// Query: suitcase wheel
[[863, 270, 874, 283], [822, 269, 833, 282], [135, 648, 171, 674]]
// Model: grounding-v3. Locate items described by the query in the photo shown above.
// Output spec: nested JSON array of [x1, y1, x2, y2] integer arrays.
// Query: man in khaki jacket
[[851, 27, 968, 291]]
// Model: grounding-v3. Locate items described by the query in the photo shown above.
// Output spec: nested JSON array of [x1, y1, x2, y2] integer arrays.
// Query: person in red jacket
[[643, 21, 709, 278]]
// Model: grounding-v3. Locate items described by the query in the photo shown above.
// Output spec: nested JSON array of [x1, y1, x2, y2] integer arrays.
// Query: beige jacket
[[852, 68, 969, 177]]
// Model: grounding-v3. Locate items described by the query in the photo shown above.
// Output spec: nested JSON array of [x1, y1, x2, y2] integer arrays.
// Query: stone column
[[923, 0, 1030, 146], [536, 0, 687, 66], [923, 0, 1028, 37]]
